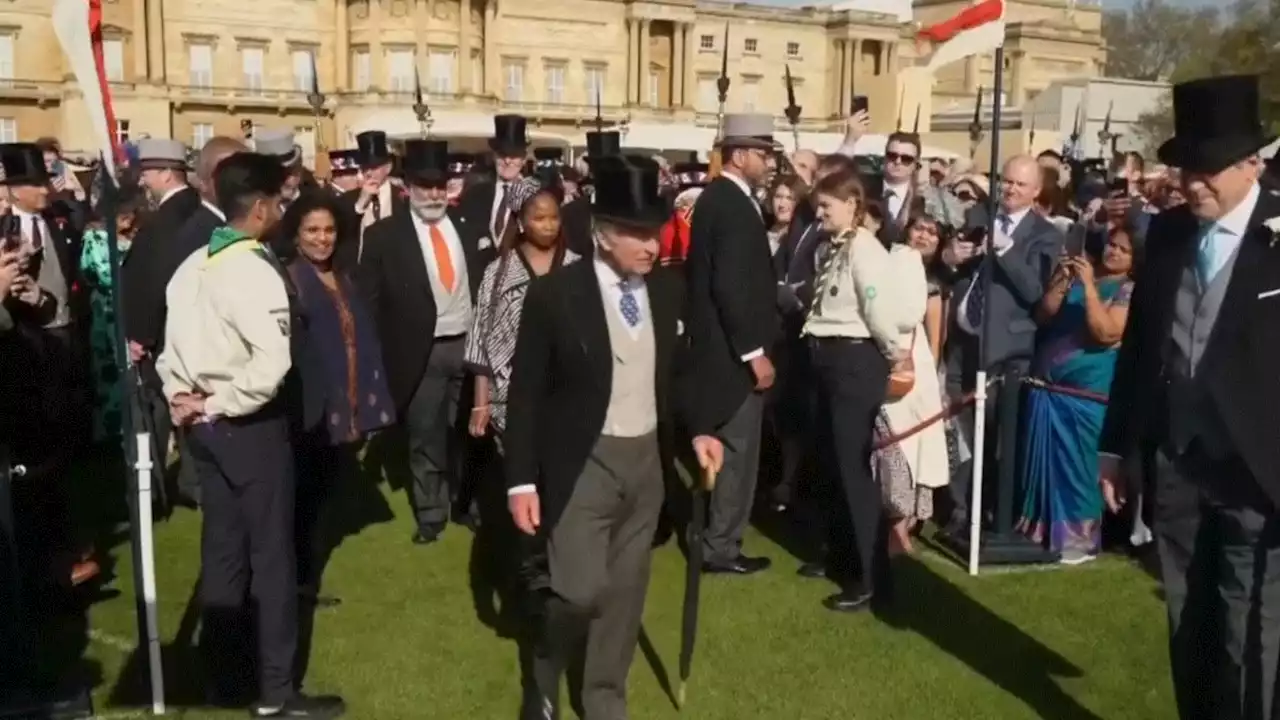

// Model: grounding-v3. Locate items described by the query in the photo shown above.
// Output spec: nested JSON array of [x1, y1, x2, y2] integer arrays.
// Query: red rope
[[871, 376, 1000, 452], [1021, 377, 1109, 405]]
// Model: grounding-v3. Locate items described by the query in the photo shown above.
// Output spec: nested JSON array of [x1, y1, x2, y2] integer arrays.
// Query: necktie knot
[[997, 214, 1012, 234]]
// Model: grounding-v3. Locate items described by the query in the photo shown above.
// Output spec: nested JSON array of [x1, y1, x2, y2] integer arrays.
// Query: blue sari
[[1017, 277, 1131, 556]]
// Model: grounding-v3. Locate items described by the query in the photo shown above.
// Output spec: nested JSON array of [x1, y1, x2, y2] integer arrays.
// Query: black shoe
[[249, 693, 345, 718], [702, 555, 771, 575], [823, 590, 873, 613], [412, 527, 444, 545], [453, 512, 481, 533], [796, 561, 826, 579], [315, 595, 341, 609]]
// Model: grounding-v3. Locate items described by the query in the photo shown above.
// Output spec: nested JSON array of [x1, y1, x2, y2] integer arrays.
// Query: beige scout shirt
[[156, 237, 292, 419], [801, 225, 908, 357]]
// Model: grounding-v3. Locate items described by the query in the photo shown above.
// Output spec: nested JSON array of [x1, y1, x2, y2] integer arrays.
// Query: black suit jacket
[[120, 187, 202, 348], [682, 176, 777, 435], [458, 179, 511, 269], [561, 195, 594, 259], [1100, 187, 1280, 507], [332, 186, 410, 272], [357, 208, 484, 411], [503, 261, 682, 532]]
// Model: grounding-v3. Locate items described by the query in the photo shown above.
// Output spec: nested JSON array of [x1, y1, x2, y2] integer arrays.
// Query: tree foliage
[[1102, 0, 1220, 81]]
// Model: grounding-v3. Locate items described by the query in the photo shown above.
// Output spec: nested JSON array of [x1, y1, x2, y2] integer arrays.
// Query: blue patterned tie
[[1196, 222, 1223, 287], [619, 281, 641, 328]]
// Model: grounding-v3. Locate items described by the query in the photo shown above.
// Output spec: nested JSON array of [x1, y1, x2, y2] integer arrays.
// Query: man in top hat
[[505, 153, 723, 720], [326, 149, 362, 196], [561, 128, 623, 258], [684, 113, 779, 576], [358, 138, 484, 545], [1100, 74, 1280, 720], [0, 141, 98, 590], [446, 152, 475, 207], [337, 130, 406, 269], [459, 114, 529, 265]]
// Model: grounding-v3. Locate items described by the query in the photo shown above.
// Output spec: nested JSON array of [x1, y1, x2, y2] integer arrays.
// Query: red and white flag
[[916, 0, 1006, 73], [53, 0, 121, 182]]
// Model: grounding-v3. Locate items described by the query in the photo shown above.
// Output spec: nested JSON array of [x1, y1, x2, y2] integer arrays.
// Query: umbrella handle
[[702, 467, 717, 493]]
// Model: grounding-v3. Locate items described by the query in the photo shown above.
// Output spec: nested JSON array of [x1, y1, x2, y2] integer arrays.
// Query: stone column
[[625, 20, 638, 105], [683, 23, 696, 110], [671, 22, 685, 108], [886, 41, 898, 77], [418, 0, 431, 61], [849, 39, 860, 97], [335, 0, 349, 91], [371, 0, 385, 90], [146, 0, 165, 82], [964, 55, 979, 94], [484, 1, 498, 96], [132, 0, 148, 80], [1008, 50, 1025, 107], [637, 20, 651, 106], [832, 40, 845, 114], [878, 41, 889, 76], [459, 0, 472, 94]]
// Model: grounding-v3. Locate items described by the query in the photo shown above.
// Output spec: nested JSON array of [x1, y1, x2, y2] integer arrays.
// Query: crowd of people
[[2, 72, 1279, 720]]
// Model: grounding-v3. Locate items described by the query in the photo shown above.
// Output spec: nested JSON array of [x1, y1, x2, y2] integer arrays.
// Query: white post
[[967, 372, 988, 576], [134, 432, 166, 715]]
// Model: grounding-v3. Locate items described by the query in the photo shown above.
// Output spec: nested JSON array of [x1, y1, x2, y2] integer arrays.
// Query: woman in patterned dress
[[78, 193, 143, 443]]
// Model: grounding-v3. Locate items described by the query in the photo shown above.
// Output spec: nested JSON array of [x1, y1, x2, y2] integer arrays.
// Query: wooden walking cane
[[677, 464, 717, 708]]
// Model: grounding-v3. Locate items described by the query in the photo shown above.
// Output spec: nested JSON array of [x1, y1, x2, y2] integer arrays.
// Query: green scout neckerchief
[[207, 225, 256, 257]]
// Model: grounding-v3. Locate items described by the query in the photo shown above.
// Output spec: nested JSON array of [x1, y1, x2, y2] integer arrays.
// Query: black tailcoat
[[681, 176, 777, 436], [503, 261, 682, 533], [1101, 186, 1280, 506], [120, 186, 202, 348], [332, 185, 410, 272], [356, 208, 484, 411]]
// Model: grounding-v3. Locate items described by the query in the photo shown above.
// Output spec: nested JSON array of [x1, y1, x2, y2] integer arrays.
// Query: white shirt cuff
[[507, 484, 537, 496], [741, 348, 764, 362]]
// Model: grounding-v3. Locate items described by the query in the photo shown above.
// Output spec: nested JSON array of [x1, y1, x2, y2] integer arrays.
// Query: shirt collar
[[11, 207, 37, 222], [998, 206, 1032, 232], [1211, 181, 1261, 237], [201, 199, 226, 222], [884, 181, 910, 197], [721, 170, 754, 201], [593, 254, 643, 290], [159, 185, 187, 207]]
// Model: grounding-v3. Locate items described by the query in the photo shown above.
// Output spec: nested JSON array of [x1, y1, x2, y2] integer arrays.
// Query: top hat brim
[[488, 138, 529, 155], [1157, 133, 1276, 175], [138, 158, 190, 171], [404, 168, 450, 186], [0, 171, 49, 187], [720, 135, 776, 150], [591, 203, 669, 230]]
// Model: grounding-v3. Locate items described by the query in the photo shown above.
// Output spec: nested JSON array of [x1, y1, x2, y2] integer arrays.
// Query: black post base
[[937, 530, 1057, 567], [0, 687, 93, 720]]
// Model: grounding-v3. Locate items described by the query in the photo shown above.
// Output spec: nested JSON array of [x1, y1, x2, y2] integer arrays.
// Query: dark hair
[[1037, 149, 1063, 162], [816, 152, 858, 178], [498, 186, 564, 255], [769, 174, 806, 213], [34, 137, 61, 156], [277, 191, 347, 250], [213, 152, 287, 222], [885, 131, 922, 161], [1109, 220, 1146, 274]]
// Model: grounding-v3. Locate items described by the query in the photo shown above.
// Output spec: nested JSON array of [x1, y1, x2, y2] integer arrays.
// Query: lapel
[[446, 207, 481, 296], [391, 210, 434, 303], [1206, 186, 1280, 351], [645, 269, 674, 391], [566, 260, 613, 389]]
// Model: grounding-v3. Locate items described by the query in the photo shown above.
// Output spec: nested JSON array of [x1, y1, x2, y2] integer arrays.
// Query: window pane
[[104, 40, 124, 82]]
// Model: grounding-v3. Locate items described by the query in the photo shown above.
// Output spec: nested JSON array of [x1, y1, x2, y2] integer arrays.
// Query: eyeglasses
[[885, 152, 917, 165]]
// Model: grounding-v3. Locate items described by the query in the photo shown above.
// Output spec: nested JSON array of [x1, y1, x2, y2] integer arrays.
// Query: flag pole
[[967, 44, 1003, 577]]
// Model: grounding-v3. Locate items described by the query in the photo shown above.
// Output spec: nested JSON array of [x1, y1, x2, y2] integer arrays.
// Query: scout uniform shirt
[[156, 226, 293, 418]]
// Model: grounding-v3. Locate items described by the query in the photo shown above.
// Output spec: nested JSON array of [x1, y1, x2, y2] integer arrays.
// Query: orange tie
[[428, 223, 456, 292]]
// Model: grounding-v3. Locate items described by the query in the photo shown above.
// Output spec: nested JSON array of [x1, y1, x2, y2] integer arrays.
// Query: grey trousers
[[1155, 448, 1280, 720], [404, 336, 465, 532], [703, 392, 764, 563], [546, 433, 664, 720]]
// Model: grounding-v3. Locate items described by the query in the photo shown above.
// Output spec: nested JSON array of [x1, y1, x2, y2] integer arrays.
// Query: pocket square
[[478, 236, 493, 250], [1258, 288, 1280, 299], [677, 320, 685, 336]]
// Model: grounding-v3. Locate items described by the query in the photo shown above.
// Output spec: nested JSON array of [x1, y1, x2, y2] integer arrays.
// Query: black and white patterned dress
[[464, 246, 579, 434]]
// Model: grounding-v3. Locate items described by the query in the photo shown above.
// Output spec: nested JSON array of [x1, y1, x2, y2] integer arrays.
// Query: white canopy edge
[[344, 109, 571, 145]]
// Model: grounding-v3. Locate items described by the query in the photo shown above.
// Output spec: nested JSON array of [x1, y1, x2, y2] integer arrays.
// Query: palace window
[[503, 60, 524, 101], [115, 119, 131, 145], [0, 118, 15, 143], [744, 38, 757, 54], [352, 49, 371, 91], [103, 39, 124, 82], [786, 42, 800, 58], [188, 44, 213, 89], [544, 63, 565, 104], [584, 65, 606, 106], [0, 35, 13, 86], [741, 76, 760, 112], [428, 49, 456, 95], [387, 48, 415, 93], [241, 46, 264, 94], [699, 34, 714, 51], [648, 69, 659, 106], [192, 123, 214, 149], [292, 49, 315, 92], [697, 75, 716, 112]]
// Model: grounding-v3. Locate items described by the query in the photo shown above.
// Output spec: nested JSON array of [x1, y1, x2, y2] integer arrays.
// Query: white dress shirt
[[719, 169, 766, 363], [956, 205, 1031, 336], [883, 181, 910, 220], [410, 212, 473, 337], [508, 257, 653, 498], [12, 207, 71, 328], [157, 184, 189, 208]]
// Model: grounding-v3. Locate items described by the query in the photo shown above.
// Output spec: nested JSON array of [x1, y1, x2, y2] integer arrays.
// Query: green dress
[[78, 228, 130, 442]]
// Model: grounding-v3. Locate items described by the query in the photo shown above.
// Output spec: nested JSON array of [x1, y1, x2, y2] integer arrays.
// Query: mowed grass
[[70, 463, 1176, 720]]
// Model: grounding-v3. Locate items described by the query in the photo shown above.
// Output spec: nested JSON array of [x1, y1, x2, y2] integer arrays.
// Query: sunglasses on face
[[885, 152, 917, 165]]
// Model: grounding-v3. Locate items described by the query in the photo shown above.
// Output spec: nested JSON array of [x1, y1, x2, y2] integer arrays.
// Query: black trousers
[[188, 407, 298, 705], [404, 336, 465, 533], [1154, 447, 1280, 720], [293, 432, 354, 599], [810, 338, 889, 594]]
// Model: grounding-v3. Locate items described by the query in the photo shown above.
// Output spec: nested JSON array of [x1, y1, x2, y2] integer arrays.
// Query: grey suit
[[944, 206, 1063, 524]]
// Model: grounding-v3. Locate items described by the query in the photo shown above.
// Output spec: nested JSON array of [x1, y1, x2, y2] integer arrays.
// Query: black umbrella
[[677, 466, 716, 708]]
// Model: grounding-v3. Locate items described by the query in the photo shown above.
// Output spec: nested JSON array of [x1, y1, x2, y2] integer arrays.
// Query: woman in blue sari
[[1017, 224, 1143, 564]]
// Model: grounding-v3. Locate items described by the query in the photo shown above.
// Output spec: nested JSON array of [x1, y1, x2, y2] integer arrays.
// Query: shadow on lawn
[[880, 557, 1103, 720]]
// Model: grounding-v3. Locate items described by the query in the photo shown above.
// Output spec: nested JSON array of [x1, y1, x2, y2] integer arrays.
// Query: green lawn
[[68, 463, 1176, 720]]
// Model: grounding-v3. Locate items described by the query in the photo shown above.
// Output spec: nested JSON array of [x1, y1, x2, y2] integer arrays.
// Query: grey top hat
[[721, 113, 776, 149], [136, 138, 189, 170], [254, 129, 302, 166]]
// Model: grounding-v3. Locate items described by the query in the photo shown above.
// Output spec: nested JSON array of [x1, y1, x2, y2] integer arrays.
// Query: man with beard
[[359, 139, 484, 545], [158, 151, 344, 717]]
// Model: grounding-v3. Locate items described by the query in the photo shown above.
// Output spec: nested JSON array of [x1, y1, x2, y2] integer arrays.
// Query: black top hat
[[671, 162, 710, 189], [533, 147, 564, 163], [328, 149, 360, 176], [586, 131, 621, 159], [489, 115, 529, 156], [0, 143, 50, 186], [356, 130, 393, 168], [591, 155, 667, 229], [446, 152, 475, 176], [1158, 75, 1276, 175], [402, 139, 450, 186]]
